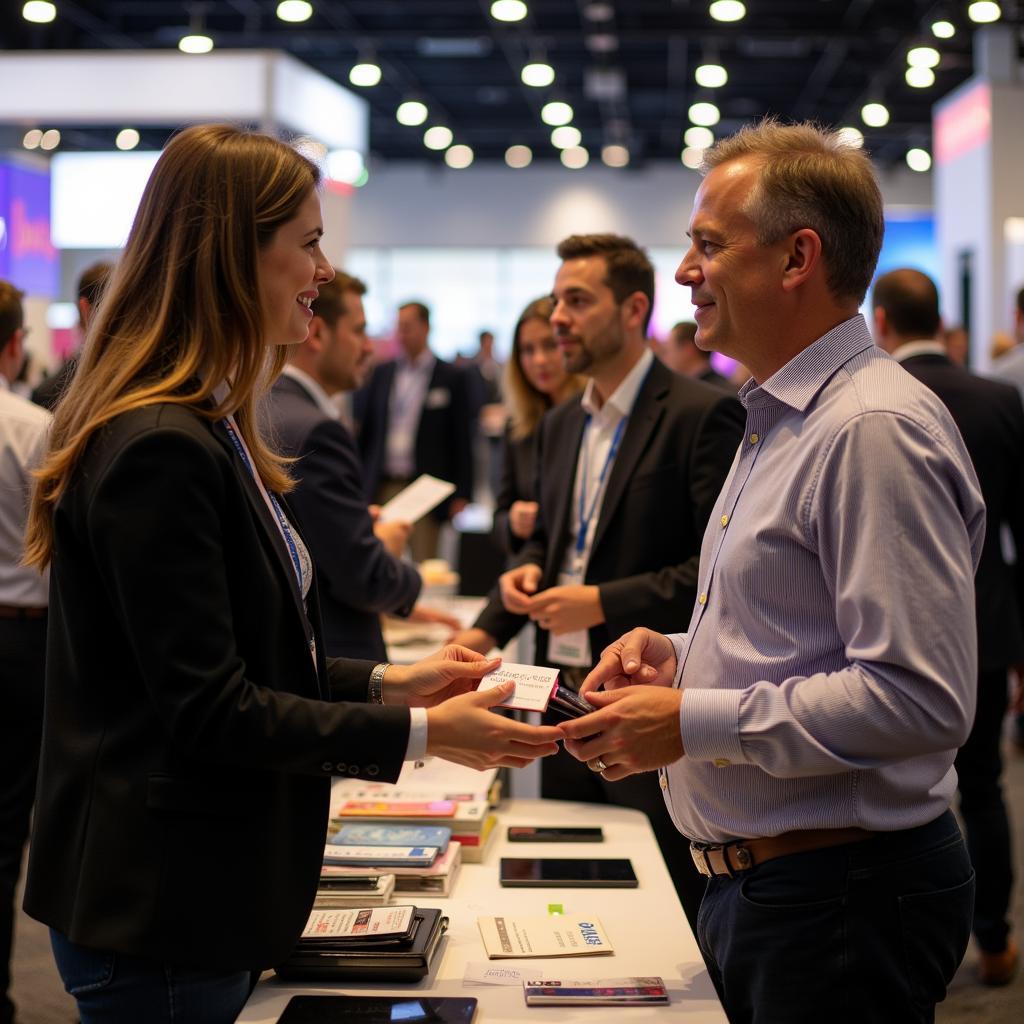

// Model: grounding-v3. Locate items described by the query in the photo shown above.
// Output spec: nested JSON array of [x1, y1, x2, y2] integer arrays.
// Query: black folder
[[275, 908, 448, 982]]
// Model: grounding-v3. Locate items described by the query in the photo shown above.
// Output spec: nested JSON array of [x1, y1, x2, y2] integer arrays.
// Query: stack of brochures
[[321, 824, 463, 896], [314, 872, 395, 909], [276, 905, 449, 983]]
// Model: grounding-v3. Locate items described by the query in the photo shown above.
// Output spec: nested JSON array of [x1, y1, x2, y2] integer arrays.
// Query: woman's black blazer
[[24, 404, 412, 971]]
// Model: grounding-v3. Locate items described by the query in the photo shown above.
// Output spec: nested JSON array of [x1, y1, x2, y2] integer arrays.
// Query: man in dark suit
[[267, 272, 432, 661], [454, 234, 745, 925], [873, 267, 1023, 985], [353, 302, 475, 563]]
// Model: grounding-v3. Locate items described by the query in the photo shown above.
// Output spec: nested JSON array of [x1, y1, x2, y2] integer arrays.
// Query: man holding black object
[[560, 121, 984, 1023]]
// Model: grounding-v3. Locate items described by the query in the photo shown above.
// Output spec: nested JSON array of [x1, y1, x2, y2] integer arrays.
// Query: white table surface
[[237, 799, 726, 1023]]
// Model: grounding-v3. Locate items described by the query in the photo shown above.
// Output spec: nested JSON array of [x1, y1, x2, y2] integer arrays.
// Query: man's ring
[[589, 757, 608, 772]]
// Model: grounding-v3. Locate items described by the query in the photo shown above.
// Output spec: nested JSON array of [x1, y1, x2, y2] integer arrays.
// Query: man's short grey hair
[[703, 119, 884, 305]]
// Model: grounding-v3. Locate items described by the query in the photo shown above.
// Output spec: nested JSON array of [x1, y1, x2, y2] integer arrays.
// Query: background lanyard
[[222, 416, 304, 593], [575, 414, 627, 561]]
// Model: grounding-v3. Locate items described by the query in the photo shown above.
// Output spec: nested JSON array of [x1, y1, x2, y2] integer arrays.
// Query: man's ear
[[873, 305, 888, 338], [304, 315, 327, 355], [780, 228, 823, 293], [622, 291, 650, 333]]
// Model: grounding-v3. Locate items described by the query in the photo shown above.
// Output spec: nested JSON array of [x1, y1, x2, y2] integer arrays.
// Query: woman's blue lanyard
[[575, 414, 627, 567], [221, 416, 304, 594]]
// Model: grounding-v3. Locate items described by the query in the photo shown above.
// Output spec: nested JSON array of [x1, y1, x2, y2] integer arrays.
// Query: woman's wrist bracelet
[[368, 662, 390, 705]]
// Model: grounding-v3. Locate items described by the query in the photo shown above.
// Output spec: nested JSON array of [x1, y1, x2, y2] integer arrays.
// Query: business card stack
[[314, 872, 395, 908], [523, 977, 670, 1006]]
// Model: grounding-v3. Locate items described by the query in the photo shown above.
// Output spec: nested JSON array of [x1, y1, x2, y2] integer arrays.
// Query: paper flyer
[[477, 914, 613, 958], [377, 474, 456, 524], [301, 905, 415, 940]]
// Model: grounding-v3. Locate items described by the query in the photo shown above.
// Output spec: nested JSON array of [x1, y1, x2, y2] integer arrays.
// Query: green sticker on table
[[547, 903, 563, 915]]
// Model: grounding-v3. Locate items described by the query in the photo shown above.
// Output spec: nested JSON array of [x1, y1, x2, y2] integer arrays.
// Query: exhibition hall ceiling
[[4, 1, 1021, 167]]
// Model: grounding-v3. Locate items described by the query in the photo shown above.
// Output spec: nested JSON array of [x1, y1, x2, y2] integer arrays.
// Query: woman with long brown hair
[[492, 296, 584, 554], [21, 124, 559, 1023]]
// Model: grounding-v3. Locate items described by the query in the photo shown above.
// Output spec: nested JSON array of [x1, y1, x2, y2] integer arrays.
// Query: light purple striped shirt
[[662, 315, 985, 843]]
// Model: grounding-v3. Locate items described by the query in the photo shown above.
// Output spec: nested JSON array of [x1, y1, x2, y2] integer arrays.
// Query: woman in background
[[491, 296, 584, 554], [21, 124, 560, 1024]]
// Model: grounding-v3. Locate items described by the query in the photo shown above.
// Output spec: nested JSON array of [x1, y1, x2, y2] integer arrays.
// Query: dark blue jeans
[[50, 930, 251, 1024], [696, 811, 974, 1024]]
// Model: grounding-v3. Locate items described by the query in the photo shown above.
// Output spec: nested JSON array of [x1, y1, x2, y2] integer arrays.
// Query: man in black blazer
[[353, 302, 475, 562], [455, 234, 745, 925], [266, 273, 425, 661], [873, 267, 1023, 985], [662, 319, 736, 391]]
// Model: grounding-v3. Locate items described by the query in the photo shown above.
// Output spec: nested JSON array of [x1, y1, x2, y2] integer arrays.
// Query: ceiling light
[[906, 148, 932, 173], [22, 2, 56, 23], [688, 102, 721, 127], [276, 1, 312, 22], [836, 126, 864, 148], [861, 102, 890, 128], [583, 2, 614, 20], [681, 147, 705, 170], [349, 61, 382, 87], [907, 46, 940, 68], [522, 62, 555, 87], [561, 146, 589, 169], [22, 128, 43, 149], [684, 126, 714, 149], [326, 148, 365, 185], [505, 145, 533, 168], [178, 34, 214, 54], [695, 64, 728, 88], [424, 126, 454, 150], [490, 0, 527, 22], [905, 66, 936, 88], [709, 1, 746, 23], [445, 144, 474, 169], [115, 128, 140, 151], [968, 2, 1001, 24], [602, 144, 629, 167], [396, 100, 428, 126], [551, 125, 582, 149], [39, 128, 61, 151], [931, 21, 956, 39], [541, 101, 574, 126]]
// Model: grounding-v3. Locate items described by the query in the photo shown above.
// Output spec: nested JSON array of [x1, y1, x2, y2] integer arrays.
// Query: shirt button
[[660, 775, 668, 790], [749, 433, 759, 444], [713, 758, 732, 767], [321, 761, 333, 772], [698, 592, 707, 605], [720, 514, 729, 528]]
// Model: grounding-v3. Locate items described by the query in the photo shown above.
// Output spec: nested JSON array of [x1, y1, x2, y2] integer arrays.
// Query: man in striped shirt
[[561, 121, 985, 1023]]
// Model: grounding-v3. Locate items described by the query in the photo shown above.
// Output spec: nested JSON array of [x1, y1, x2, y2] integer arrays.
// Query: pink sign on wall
[[935, 82, 992, 166], [0, 162, 58, 297]]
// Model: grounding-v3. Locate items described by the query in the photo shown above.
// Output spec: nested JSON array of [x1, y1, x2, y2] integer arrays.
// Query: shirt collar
[[581, 346, 654, 419], [740, 314, 874, 413], [281, 364, 340, 420], [890, 340, 948, 363], [399, 349, 436, 373]]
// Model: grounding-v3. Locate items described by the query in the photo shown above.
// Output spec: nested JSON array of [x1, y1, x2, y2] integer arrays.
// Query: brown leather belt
[[690, 827, 874, 878], [0, 605, 47, 620]]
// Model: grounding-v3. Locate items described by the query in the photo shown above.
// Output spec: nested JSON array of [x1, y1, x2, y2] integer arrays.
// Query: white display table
[[237, 799, 726, 1023]]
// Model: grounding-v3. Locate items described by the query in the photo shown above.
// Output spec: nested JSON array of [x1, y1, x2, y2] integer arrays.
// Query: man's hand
[[447, 627, 498, 654], [528, 585, 604, 635], [498, 563, 543, 614], [406, 604, 462, 630], [580, 628, 678, 695], [426, 685, 563, 769], [508, 500, 539, 540], [374, 518, 411, 557], [559, 686, 685, 780], [384, 644, 500, 708]]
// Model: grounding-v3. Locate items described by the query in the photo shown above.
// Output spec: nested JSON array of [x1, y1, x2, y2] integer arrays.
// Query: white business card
[[477, 663, 560, 712]]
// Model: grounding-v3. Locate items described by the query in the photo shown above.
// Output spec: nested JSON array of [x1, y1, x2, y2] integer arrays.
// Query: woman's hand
[[384, 644, 501, 708], [426, 684, 563, 769]]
